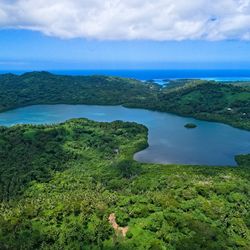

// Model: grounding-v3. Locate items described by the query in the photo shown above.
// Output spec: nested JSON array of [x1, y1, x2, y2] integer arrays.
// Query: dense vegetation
[[184, 123, 197, 129], [0, 119, 249, 249], [154, 80, 250, 130], [0, 72, 249, 249], [0, 71, 158, 111], [0, 71, 249, 130]]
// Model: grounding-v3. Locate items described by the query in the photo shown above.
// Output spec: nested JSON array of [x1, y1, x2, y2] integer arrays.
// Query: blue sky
[[1, 29, 250, 70], [1, 0, 250, 70]]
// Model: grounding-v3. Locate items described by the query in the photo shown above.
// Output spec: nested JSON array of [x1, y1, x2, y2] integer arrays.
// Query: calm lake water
[[0, 104, 249, 166]]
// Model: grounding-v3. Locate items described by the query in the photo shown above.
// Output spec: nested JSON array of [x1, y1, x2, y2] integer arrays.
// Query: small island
[[184, 123, 197, 129]]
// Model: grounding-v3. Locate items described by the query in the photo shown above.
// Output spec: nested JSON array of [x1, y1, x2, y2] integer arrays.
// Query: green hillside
[[0, 119, 249, 249], [0, 72, 249, 248], [155, 81, 250, 130]]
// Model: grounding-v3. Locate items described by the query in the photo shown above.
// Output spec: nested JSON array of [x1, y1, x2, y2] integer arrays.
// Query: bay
[[0, 104, 249, 166]]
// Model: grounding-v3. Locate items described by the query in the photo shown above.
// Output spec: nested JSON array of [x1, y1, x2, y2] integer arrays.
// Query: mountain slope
[[0, 119, 249, 249]]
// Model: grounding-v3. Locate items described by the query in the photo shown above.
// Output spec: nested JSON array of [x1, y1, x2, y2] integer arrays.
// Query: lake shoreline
[[1, 104, 249, 166], [1, 102, 249, 132]]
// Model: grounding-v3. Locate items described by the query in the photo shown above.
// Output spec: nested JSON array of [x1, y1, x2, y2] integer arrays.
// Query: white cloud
[[0, 0, 250, 40]]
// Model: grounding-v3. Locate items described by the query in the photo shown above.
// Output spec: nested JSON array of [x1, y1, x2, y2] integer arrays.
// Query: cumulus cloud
[[0, 0, 250, 40]]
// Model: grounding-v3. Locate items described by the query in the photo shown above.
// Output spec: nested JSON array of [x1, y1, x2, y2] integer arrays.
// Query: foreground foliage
[[0, 119, 249, 249], [0, 72, 249, 130]]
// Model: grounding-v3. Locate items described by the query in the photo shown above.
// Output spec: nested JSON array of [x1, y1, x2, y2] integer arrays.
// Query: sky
[[0, 0, 250, 70]]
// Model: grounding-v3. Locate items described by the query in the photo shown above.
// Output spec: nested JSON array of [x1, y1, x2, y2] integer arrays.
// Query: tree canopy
[[0, 119, 249, 249]]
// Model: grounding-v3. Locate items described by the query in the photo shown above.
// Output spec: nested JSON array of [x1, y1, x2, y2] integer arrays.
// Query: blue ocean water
[[1, 69, 250, 82]]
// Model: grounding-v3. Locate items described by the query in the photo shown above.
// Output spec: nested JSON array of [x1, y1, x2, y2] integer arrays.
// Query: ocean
[[1, 69, 250, 82]]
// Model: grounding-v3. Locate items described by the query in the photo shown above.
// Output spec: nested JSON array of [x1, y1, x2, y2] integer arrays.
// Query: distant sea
[[1, 69, 250, 83]]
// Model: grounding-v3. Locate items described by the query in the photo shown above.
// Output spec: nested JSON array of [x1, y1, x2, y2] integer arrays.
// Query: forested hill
[[0, 71, 159, 109], [0, 119, 249, 249], [0, 71, 249, 130]]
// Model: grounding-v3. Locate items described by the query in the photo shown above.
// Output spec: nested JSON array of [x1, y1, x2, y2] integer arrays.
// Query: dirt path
[[108, 213, 128, 237]]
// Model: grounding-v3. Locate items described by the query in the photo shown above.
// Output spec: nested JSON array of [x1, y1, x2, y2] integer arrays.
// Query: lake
[[0, 104, 249, 166]]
